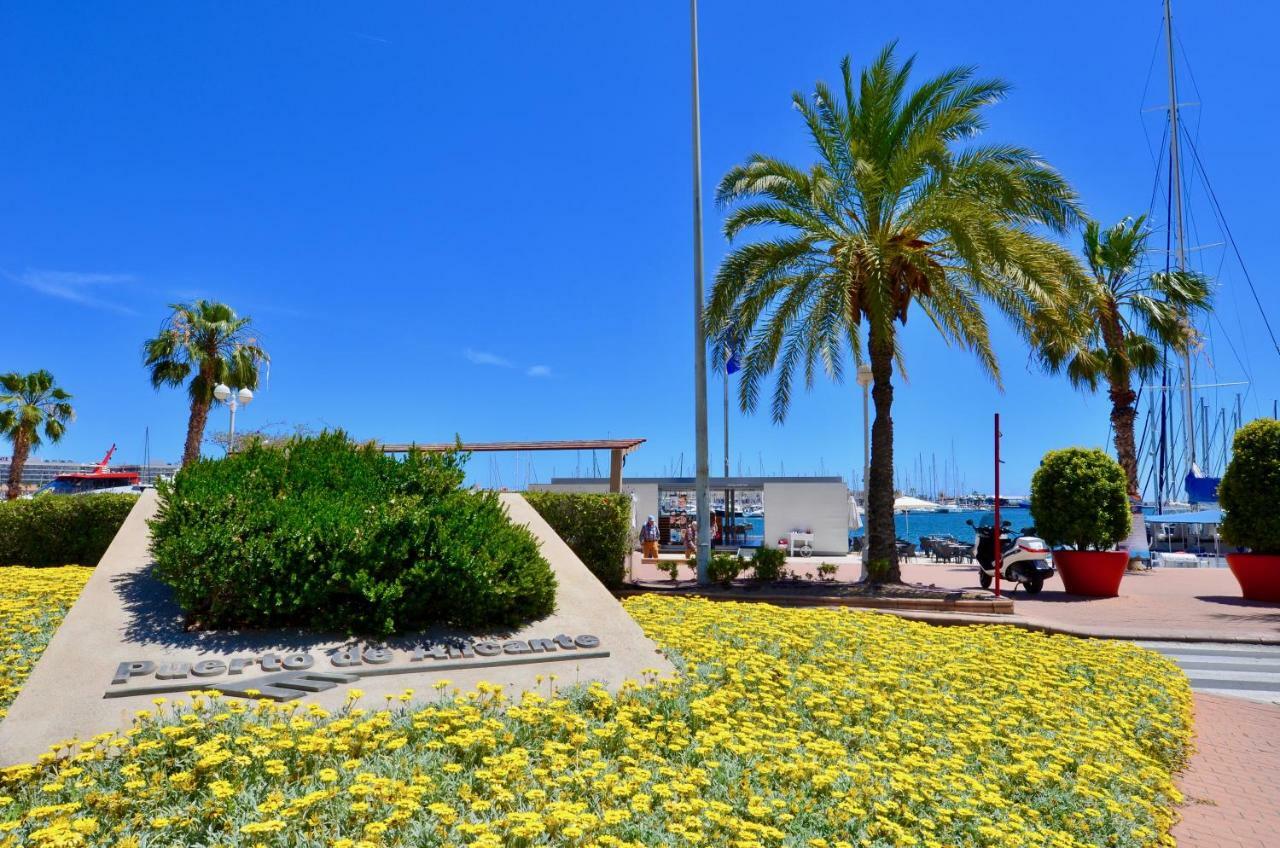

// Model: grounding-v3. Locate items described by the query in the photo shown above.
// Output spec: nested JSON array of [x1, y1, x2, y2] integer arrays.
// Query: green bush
[[1218, 418, 1280, 554], [524, 492, 631, 589], [1030, 447, 1131, 551], [0, 494, 138, 567], [707, 552, 743, 586], [149, 432, 556, 636], [749, 546, 786, 581]]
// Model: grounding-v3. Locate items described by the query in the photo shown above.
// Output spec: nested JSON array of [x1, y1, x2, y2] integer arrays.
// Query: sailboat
[[1136, 0, 1277, 513]]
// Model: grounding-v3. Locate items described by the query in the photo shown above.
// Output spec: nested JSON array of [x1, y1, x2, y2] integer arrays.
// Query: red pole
[[993, 412, 1001, 599]]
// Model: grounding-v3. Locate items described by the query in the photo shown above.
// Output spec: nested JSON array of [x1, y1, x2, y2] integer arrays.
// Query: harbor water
[[851, 508, 1035, 542]]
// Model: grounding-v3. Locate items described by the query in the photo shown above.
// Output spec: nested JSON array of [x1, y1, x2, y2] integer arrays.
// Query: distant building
[[530, 476, 852, 556], [0, 456, 181, 491]]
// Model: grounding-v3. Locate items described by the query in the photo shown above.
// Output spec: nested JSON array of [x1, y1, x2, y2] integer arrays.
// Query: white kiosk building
[[530, 476, 852, 556]]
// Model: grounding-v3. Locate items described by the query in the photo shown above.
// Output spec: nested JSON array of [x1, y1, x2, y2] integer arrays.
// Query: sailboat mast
[[1164, 0, 1196, 468]]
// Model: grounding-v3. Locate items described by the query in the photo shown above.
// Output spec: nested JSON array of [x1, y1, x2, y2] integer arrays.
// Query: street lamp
[[213, 383, 254, 454], [856, 365, 872, 498], [856, 364, 872, 582]]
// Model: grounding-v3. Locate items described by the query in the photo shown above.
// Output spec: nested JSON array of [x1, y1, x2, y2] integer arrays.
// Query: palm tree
[[1, 370, 74, 499], [705, 44, 1084, 584], [143, 300, 269, 467], [1039, 216, 1210, 497]]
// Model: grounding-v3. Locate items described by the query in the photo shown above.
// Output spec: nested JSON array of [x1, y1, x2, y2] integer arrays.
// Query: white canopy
[[893, 496, 940, 512]]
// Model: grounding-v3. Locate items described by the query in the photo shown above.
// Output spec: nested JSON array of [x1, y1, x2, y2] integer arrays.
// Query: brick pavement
[[1173, 693, 1280, 848]]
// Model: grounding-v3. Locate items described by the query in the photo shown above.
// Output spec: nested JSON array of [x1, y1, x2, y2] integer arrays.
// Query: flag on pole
[[721, 330, 742, 374]]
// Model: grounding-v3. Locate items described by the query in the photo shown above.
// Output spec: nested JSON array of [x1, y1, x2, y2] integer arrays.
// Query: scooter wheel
[[978, 571, 992, 589], [1024, 577, 1044, 595]]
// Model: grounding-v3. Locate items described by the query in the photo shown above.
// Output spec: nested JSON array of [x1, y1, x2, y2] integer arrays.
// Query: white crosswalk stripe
[[1134, 641, 1280, 704]]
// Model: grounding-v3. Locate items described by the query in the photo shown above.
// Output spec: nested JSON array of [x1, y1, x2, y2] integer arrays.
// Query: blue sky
[[3, 1, 1277, 495]]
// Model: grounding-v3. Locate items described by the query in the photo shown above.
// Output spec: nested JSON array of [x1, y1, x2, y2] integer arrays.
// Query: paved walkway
[[628, 555, 1280, 642], [1173, 694, 1280, 848]]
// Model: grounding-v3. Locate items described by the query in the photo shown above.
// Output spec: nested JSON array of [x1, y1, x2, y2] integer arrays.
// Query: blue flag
[[726, 351, 741, 375]]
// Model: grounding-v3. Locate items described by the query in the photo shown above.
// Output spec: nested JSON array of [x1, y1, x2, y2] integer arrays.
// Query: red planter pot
[[1053, 550, 1128, 597], [1226, 553, 1280, 603]]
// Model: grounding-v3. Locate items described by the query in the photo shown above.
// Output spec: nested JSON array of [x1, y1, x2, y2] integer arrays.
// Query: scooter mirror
[[1001, 520, 1012, 527]]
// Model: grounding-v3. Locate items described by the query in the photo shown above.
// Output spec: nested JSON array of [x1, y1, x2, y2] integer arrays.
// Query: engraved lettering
[[155, 662, 191, 680], [112, 660, 156, 685], [331, 647, 362, 667], [282, 653, 313, 671], [473, 641, 503, 657], [192, 660, 227, 678]]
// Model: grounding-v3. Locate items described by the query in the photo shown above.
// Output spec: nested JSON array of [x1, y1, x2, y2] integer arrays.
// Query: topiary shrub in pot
[[1030, 447, 1131, 597], [1217, 418, 1280, 602]]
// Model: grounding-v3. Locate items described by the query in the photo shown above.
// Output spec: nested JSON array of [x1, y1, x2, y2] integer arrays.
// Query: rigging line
[[1138, 15, 1168, 166], [1204, 262, 1253, 383], [1144, 123, 1169, 223], [1183, 133, 1280, 358]]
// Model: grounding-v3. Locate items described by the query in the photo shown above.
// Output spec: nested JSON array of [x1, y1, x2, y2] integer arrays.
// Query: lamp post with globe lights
[[213, 383, 254, 454]]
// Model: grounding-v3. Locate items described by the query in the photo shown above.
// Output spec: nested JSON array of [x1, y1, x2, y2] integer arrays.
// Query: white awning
[[893, 496, 940, 512]]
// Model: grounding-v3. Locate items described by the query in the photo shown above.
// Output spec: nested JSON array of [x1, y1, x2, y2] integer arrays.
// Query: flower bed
[[0, 567, 92, 719], [0, 596, 1192, 847]]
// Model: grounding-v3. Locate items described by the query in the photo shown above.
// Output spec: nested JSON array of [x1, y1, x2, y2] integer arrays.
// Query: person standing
[[640, 515, 660, 561], [684, 518, 698, 558]]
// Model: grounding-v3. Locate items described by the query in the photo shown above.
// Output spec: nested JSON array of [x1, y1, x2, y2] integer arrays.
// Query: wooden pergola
[[378, 438, 645, 492]]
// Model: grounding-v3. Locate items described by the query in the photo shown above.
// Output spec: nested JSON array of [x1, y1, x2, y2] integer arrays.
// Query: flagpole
[[691, 0, 711, 584], [723, 359, 730, 545]]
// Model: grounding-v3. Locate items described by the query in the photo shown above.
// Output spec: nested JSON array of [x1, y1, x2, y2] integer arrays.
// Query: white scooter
[[967, 517, 1055, 594]]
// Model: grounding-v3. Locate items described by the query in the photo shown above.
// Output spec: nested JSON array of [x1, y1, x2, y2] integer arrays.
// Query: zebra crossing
[[1134, 640, 1280, 704]]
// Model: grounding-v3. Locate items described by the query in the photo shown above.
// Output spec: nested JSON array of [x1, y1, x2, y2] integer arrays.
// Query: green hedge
[[149, 432, 556, 636], [0, 494, 138, 567], [1030, 447, 1130, 551], [524, 492, 631, 589], [1218, 418, 1280, 554]]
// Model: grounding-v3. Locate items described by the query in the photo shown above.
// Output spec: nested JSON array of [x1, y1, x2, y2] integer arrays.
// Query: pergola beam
[[377, 439, 645, 493]]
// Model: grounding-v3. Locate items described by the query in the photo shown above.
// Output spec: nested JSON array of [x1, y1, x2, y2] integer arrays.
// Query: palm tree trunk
[[6, 430, 29, 500], [182, 395, 211, 467], [1108, 375, 1140, 499], [864, 329, 900, 584]]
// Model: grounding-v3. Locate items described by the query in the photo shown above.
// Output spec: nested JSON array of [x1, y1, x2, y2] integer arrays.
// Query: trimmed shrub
[[524, 492, 631, 589], [749, 546, 786, 581], [1030, 447, 1130, 551], [1218, 418, 1280, 554], [149, 432, 556, 636], [0, 494, 138, 567], [707, 552, 743, 586]]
